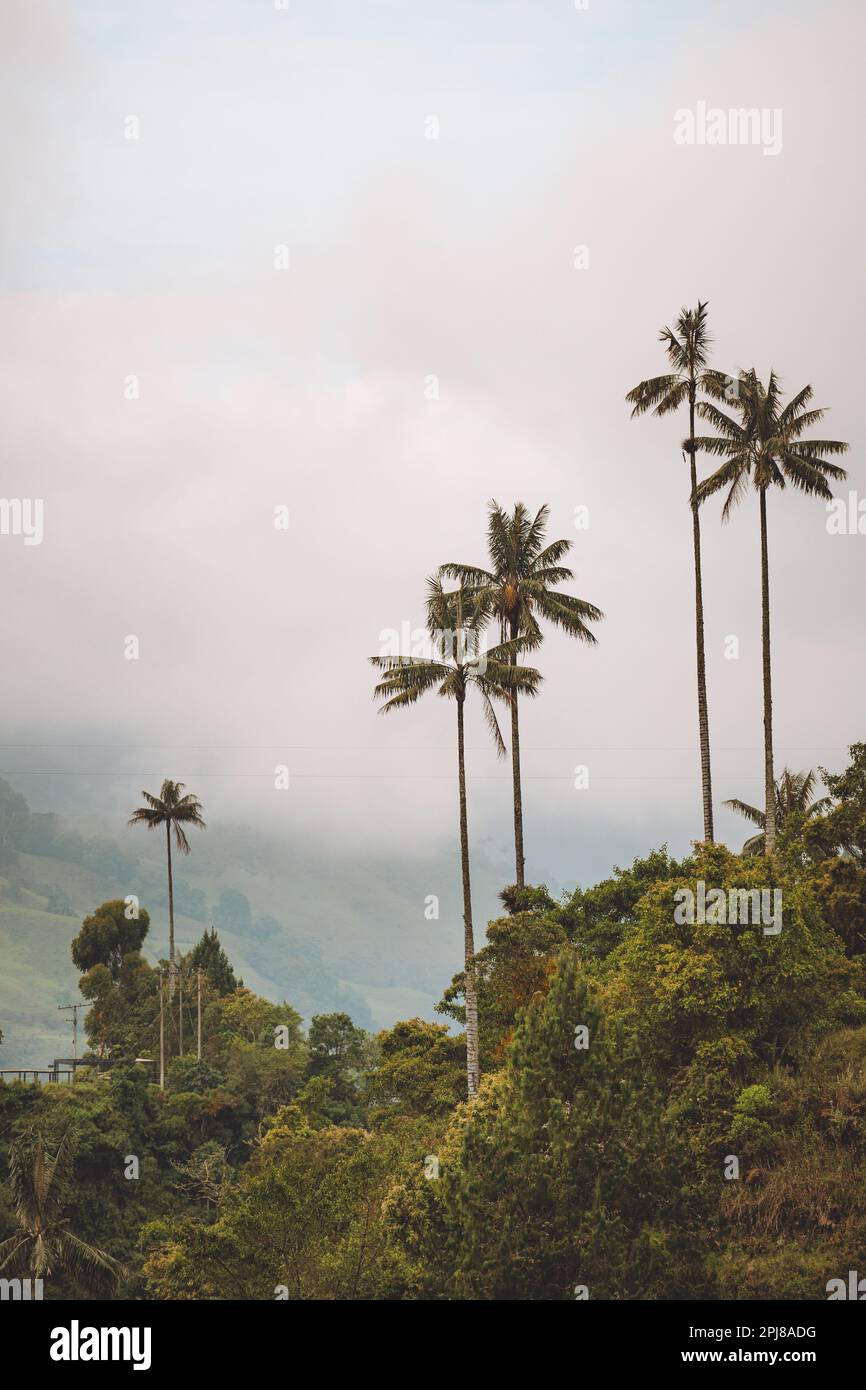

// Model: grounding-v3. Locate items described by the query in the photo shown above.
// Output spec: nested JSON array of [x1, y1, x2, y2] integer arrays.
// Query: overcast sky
[[1, 0, 863, 889]]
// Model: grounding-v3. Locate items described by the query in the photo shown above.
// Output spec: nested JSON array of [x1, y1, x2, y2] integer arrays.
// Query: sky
[[1, 0, 863, 892]]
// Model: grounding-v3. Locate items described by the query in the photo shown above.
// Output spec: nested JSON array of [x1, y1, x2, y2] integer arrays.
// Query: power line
[[0, 743, 849, 753], [0, 770, 826, 782]]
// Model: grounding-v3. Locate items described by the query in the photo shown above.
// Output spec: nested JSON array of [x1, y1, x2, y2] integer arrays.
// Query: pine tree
[[188, 927, 238, 994]]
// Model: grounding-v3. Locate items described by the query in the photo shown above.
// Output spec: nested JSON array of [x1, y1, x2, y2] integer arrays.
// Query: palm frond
[[625, 373, 686, 418], [777, 383, 814, 424], [531, 592, 602, 640], [371, 657, 450, 708], [524, 504, 552, 562], [437, 562, 495, 589], [58, 1230, 122, 1287], [724, 798, 765, 827], [0, 1234, 32, 1274], [695, 401, 744, 438], [534, 538, 572, 569], [477, 686, 507, 758]]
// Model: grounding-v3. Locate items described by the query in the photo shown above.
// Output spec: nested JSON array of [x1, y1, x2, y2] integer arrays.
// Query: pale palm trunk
[[456, 697, 479, 1097], [508, 614, 525, 889], [689, 390, 714, 842], [166, 821, 177, 998], [759, 487, 776, 853]]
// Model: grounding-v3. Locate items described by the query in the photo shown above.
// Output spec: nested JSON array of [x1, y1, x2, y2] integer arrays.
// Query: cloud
[[0, 0, 862, 881]]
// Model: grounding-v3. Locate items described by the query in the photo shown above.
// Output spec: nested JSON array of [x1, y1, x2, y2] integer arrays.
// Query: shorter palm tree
[[0, 1129, 121, 1292], [371, 579, 542, 1097], [726, 768, 830, 856], [129, 779, 206, 995], [441, 501, 602, 888]]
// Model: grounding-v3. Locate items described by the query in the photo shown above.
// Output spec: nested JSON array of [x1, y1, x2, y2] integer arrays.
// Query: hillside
[[0, 785, 509, 1067]]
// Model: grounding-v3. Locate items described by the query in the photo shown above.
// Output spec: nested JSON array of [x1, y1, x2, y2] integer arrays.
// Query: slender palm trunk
[[457, 697, 479, 1097], [508, 614, 525, 889], [759, 487, 776, 854], [166, 821, 176, 998], [689, 392, 714, 842]]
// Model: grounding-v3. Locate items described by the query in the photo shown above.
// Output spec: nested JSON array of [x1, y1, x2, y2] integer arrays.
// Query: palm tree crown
[[371, 578, 542, 737], [440, 501, 601, 888], [441, 501, 602, 646], [128, 779, 207, 852], [625, 299, 728, 427], [0, 1129, 121, 1291], [727, 768, 830, 856], [694, 369, 848, 511]]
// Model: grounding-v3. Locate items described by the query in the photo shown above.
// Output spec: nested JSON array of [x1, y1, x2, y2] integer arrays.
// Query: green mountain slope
[[0, 795, 509, 1067]]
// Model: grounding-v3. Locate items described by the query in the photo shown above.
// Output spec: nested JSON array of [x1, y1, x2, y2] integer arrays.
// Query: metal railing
[[0, 1058, 106, 1085]]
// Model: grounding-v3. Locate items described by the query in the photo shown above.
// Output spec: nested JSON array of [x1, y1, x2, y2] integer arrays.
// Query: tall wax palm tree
[[695, 370, 847, 853], [129, 779, 206, 994], [726, 767, 830, 856], [626, 300, 728, 843], [371, 579, 542, 1096], [0, 1129, 121, 1293], [440, 502, 602, 890]]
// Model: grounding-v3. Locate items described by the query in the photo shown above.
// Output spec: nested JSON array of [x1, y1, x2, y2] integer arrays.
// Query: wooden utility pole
[[57, 1003, 84, 1081], [197, 967, 202, 1060], [158, 968, 165, 1091]]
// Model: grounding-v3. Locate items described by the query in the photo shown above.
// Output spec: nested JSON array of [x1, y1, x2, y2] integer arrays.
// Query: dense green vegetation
[[1, 742, 865, 1300]]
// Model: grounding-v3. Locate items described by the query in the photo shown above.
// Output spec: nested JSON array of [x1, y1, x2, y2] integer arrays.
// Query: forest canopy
[[2, 743, 866, 1300]]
